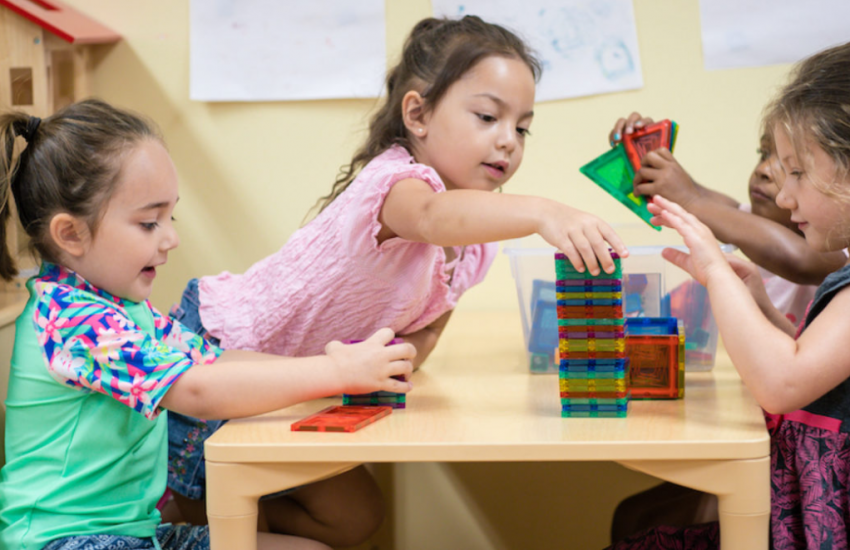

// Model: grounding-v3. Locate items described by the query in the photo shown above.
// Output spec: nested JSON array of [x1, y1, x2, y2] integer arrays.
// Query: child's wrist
[[704, 263, 738, 291], [321, 354, 348, 396]]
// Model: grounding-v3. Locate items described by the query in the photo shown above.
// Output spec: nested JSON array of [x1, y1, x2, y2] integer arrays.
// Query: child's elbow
[[756, 386, 804, 415], [758, 399, 788, 415], [162, 371, 221, 419]]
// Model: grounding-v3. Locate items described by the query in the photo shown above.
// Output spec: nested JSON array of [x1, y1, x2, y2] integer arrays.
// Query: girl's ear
[[402, 90, 428, 137], [49, 213, 90, 258]]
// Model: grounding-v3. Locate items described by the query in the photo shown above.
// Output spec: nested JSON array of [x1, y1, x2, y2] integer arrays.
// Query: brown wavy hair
[[0, 99, 160, 281], [306, 15, 541, 221]]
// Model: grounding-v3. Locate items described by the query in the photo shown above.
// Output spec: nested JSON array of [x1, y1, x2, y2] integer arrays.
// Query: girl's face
[[774, 125, 850, 252], [410, 55, 535, 191], [748, 135, 798, 233], [72, 139, 180, 302]]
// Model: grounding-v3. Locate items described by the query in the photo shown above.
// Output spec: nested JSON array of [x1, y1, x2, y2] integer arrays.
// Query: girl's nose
[[775, 184, 794, 210], [755, 158, 773, 183], [162, 224, 180, 251], [496, 124, 517, 152]]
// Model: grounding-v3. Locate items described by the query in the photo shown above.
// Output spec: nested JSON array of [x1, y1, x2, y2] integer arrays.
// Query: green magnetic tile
[[560, 397, 629, 405], [579, 144, 659, 231], [558, 339, 625, 352], [670, 121, 679, 152], [555, 264, 624, 280], [561, 409, 628, 418]]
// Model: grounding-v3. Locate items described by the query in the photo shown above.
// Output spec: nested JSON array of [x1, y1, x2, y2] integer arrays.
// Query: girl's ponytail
[[0, 111, 30, 281]]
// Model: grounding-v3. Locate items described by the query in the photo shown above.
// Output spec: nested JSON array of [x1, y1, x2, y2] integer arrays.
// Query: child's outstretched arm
[[161, 328, 415, 420], [378, 179, 628, 275], [637, 149, 846, 285], [650, 196, 850, 414], [609, 113, 738, 209]]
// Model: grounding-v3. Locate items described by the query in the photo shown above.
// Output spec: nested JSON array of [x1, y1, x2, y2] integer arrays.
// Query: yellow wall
[[50, 2, 790, 548], [62, 0, 791, 316]]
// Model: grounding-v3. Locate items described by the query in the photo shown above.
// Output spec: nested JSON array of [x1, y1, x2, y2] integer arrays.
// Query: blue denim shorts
[[167, 279, 297, 501], [168, 279, 226, 500], [44, 524, 209, 550]]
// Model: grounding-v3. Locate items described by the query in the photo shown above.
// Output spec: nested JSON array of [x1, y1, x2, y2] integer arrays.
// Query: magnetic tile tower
[[556, 252, 628, 417]]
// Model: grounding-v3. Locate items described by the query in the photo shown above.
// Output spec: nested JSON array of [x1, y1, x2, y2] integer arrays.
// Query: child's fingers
[[635, 165, 662, 185], [571, 234, 603, 276], [660, 247, 692, 273], [653, 196, 711, 238], [557, 243, 588, 274], [652, 199, 714, 247], [365, 327, 396, 346], [640, 149, 669, 169], [384, 366, 414, 393], [386, 341, 417, 362], [655, 148, 675, 161], [625, 112, 652, 135], [325, 339, 343, 354], [597, 223, 629, 260], [651, 195, 691, 220], [647, 201, 684, 231], [610, 118, 627, 146], [589, 240, 615, 275]]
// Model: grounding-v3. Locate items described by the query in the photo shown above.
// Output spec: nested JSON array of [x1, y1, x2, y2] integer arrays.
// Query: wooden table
[[205, 309, 770, 550]]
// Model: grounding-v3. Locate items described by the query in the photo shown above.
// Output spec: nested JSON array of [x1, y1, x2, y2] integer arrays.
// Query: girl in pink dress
[[167, 14, 629, 541], [610, 40, 850, 550]]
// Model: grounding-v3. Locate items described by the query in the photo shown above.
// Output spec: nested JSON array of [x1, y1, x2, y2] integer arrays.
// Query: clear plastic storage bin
[[504, 232, 731, 373]]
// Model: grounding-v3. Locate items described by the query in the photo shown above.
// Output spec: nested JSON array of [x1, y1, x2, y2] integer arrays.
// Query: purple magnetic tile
[[555, 251, 620, 260], [556, 279, 621, 287]]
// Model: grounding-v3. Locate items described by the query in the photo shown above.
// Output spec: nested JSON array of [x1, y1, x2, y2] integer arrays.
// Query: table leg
[[206, 460, 359, 550], [617, 457, 769, 550]]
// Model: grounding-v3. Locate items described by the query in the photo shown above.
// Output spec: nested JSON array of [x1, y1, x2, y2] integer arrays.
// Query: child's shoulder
[[359, 145, 444, 193]]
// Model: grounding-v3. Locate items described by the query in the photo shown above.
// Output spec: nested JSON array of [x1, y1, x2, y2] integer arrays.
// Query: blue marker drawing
[[596, 39, 634, 80], [431, 0, 643, 101]]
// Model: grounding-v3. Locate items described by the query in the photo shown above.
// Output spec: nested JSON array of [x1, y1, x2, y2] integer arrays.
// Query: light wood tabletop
[[205, 308, 770, 550]]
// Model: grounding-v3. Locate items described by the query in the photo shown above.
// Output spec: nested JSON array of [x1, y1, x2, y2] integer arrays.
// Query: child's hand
[[726, 254, 770, 303], [609, 112, 655, 146], [633, 149, 700, 208], [325, 328, 415, 395], [538, 203, 629, 276], [649, 196, 731, 286]]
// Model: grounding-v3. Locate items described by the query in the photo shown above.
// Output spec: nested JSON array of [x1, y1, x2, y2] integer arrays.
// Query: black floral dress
[[608, 264, 850, 550]]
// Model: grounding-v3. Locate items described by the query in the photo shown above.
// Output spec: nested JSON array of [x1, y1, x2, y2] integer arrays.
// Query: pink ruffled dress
[[198, 145, 497, 356]]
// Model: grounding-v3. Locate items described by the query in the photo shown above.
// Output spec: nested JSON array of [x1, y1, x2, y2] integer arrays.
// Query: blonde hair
[[763, 41, 850, 203]]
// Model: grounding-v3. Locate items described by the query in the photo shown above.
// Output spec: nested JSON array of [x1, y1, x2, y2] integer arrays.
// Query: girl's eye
[[517, 127, 531, 137], [756, 148, 770, 162], [477, 113, 496, 123], [141, 222, 158, 230]]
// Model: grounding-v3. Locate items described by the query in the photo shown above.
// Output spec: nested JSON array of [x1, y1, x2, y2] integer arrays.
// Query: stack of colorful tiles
[[342, 338, 407, 409], [556, 252, 628, 417], [624, 317, 685, 399]]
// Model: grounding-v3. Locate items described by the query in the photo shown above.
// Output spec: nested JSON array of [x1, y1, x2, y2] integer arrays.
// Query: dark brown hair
[[0, 98, 160, 281], [763, 41, 850, 199], [307, 15, 541, 220]]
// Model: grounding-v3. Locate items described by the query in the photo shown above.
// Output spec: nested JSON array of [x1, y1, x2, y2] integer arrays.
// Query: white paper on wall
[[699, 0, 850, 70], [190, 0, 386, 101], [432, 0, 644, 102]]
